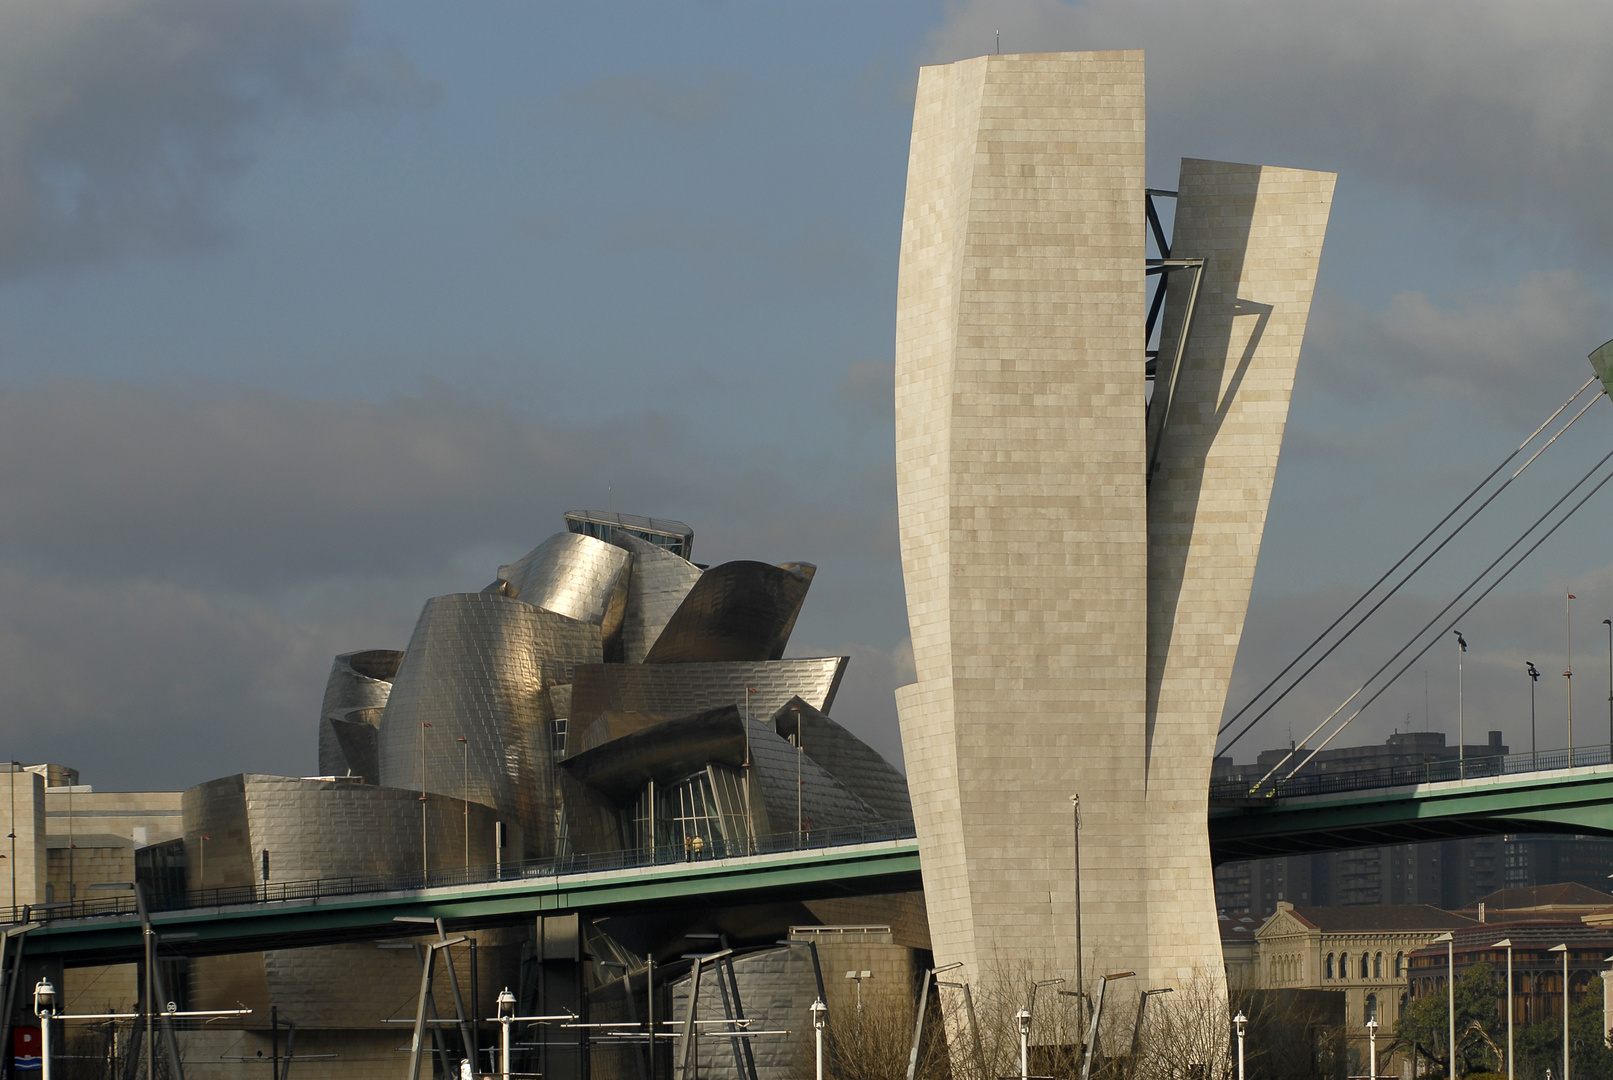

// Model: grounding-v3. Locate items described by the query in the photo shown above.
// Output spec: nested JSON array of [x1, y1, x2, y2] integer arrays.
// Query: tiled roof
[[1280, 904, 1474, 933], [1467, 882, 1613, 912]]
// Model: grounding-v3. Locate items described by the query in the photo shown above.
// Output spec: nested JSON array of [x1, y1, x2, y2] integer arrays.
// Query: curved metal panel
[[497, 531, 631, 626], [607, 531, 704, 663], [642, 561, 815, 664], [184, 773, 525, 1027], [376, 593, 600, 856], [747, 719, 880, 836], [568, 657, 848, 754], [317, 650, 401, 777], [559, 708, 748, 800], [320, 707, 383, 783], [772, 698, 912, 823]]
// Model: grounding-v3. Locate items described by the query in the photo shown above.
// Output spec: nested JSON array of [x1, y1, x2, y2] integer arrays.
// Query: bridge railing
[[1208, 743, 1613, 802], [4, 818, 918, 926]]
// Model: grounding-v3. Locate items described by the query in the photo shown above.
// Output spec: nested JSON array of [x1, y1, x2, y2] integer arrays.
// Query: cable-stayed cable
[[1273, 451, 1613, 786], [1249, 424, 1613, 792], [1217, 379, 1599, 758]]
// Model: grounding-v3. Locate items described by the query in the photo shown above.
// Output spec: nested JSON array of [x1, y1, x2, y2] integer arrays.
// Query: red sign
[[14, 1026, 40, 1070]]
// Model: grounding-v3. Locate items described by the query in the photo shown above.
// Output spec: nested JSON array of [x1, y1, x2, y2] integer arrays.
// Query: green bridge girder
[[25, 839, 921, 966], [1209, 765, 1613, 863]]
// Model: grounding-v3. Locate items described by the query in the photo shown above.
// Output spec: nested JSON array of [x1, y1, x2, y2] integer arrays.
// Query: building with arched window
[[1254, 902, 1473, 1076]]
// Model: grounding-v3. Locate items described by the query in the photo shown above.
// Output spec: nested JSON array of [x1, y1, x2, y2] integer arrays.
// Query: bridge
[[1209, 745, 1613, 862], [16, 748, 1613, 964], [15, 832, 921, 966]]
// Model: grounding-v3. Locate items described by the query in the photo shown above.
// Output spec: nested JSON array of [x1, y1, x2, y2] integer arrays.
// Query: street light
[[1602, 620, 1612, 761], [1567, 592, 1577, 767], [809, 998, 827, 1080], [33, 978, 54, 1080], [496, 988, 515, 1080], [1494, 939, 1515, 1080], [1550, 943, 1570, 1080], [1366, 1017, 1378, 1080], [845, 970, 872, 1015], [1529, 663, 1542, 769], [1232, 1011, 1247, 1080], [1016, 1007, 1032, 1080], [1434, 932, 1456, 1080], [1455, 631, 1468, 778]]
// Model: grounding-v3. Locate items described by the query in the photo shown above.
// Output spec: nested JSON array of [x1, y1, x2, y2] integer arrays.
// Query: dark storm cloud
[[929, 1, 1613, 251], [0, 0, 429, 276]]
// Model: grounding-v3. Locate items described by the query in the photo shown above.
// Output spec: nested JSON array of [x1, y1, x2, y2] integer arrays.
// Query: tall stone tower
[[893, 51, 1334, 992]]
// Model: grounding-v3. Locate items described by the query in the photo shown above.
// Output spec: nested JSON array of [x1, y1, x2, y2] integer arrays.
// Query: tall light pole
[[1071, 793, 1084, 1019], [8, 761, 15, 915], [1603, 620, 1612, 761], [420, 721, 431, 880], [459, 735, 469, 870], [199, 834, 208, 893], [1455, 631, 1468, 779], [1550, 943, 1570, 1080], [1016, 1007, 1032, 1080], [792, 704, 803, 846], [34, 978, 54, 1080], [810, 997, 827, 1080], [497, 987, 515, 1080], [1529, 663, 1542, 769], [1494, 938, 1514, 1080], [1434, 931, 1456, 1080], [1567, 592, 1577, 767], [1233, 1011, 1247, 1080], [1366, 1017, 1378, 1080]]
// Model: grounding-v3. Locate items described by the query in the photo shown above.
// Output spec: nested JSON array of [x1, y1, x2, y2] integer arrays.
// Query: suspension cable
[[1273, 451, 1613, 787], [1218, 379, 1599, 758], [1217, 376, 1594, 741], [1248, 417, 1613, 793]]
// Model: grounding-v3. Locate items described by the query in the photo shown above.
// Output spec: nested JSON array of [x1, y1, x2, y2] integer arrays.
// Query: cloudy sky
[[4, 0, 1613, 791]]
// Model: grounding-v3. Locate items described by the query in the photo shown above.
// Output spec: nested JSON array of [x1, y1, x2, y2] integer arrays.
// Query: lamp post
[[34, 977, 54, 1080], [810, 997, 827, 1080], [1529, 663, 1542, 769], [1603, 620, 1612, 761], [1071, 793, 1084, 1019], [846, 969, 872, 1015], [1495, 938, 1515, 1080], [791, 704, 803, 845], [420, 721, 432, 880], [459, 735, 469, 870], [1434, 931, 1456, 1080], [1550, 943, 1570, 1080], [1455, 631, 1468, 779], [1016, 1007, 1032, 1080], [496, 988, 515, 1080], [1567, 592, 1576, 766], [1233, 1011, 1247, 1080], [1366, 1017, 1378, 1080]]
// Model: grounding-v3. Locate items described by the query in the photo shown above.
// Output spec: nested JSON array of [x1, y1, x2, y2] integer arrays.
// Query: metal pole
[[1016, 1008, 1030, 1080], [461, 735, 469, 870], [1233, 1013, 1245, 1080], [1604, 620, 1611, 760], [272, 1005, 280, 1080], [810, 998, 826, 1080], [1456, 632, 1466, 779], [794, 706, 802, 847], [8, 763, 14, 917], [501, 1017, 511, 1080], [1072, 794, 1083, 1023], [647, 958, 656, 1080], [1531, 664, 1540, 769], [1447, 936, 1456, 1080], [1568, 592, 1576, 767], [1562, 945, 1571, 1080], [421, 722, 430, 880], [1505, 941, 1515, 1080], [1368, 1019, 1377, 1080]]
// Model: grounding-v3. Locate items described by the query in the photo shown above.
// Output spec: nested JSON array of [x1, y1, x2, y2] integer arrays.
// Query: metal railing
[[1209, 743, 1613, 803], [3, 819, 918, 926]]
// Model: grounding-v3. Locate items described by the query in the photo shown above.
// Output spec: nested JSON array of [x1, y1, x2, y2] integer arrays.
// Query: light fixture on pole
[[496, 987, 515, 1080], [459, 735, 469, 870], [1071, 792, 1084, 1020], [1455, 631, 1468, 779], [810, 997, 827, 1080], [1567, 592, 1577, 766], [1366, 1017, 1378, 1080], [1549, 943, 1570, 1080], [1495, 938, 1515, 1080], [33, 978, 54, 1080], [845, 970, 873, 1015], [1233, 1011, 1247, 1080], [1433, 931, 1456, 1080], [1603, 620, 1612, 760], [420, 721, 432, 880], [1529, 663, 1542, 769], [1016, 1007, 1032, 1080]]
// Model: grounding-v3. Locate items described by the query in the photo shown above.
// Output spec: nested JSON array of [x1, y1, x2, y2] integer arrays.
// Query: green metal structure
[[23, 839, 921, 965], [1210, 764, 1613, 862]]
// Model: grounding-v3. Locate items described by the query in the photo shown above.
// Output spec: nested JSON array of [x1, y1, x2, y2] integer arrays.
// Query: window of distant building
[[1326, 953, 1334, 980], [1360, 953, 1370, 979], [1374, 952, 1383, 979], [1365, 994, 1378, 1025], [1395, 952, 1405, 977]]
